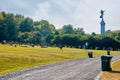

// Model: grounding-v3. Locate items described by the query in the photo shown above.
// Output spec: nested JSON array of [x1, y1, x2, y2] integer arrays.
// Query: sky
[[0, 0, 120, 34]]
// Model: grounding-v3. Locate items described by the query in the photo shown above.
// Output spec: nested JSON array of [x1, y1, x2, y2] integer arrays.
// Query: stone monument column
[[100, 10, 105, 35]]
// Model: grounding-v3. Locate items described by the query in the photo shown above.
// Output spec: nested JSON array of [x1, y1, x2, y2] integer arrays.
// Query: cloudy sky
[[0, 0, 120, 34]]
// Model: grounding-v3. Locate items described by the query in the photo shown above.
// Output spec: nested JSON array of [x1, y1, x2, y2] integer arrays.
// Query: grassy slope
[[100, 60, 120, 80], [0, 44, 120, 74]]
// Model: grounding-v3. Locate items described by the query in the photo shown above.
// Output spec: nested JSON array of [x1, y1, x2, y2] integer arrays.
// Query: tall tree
[[74, 28, 85, 35], [35, 20, 56, 42], [59, 24, 74, 35], [3, 13, 18, 41], [20, 17, 34, 32], [0, 13, 8, 41]]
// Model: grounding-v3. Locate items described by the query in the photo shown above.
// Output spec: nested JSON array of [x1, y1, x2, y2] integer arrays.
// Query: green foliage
[[0, 11, 120, 50], [18, 31, 41, 43], [101, 37, 119, 49], [58, 24, 85, 35], [91, 32, 96, 36], [0, 23, 8, 40], [0, 12, 18, 41], [34, 20, 56, 42], [62, 24, 74, 34], [0, 13, 3, 21], [52, 34, 81, 47], [74, 28, 85, 35], [20, 17, 34, 32]]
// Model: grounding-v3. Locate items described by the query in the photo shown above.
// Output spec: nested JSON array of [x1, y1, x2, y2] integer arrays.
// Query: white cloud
[[0, 0, 33, 15], [50, 0, 120, 33], [49, 0, 100, 33], [1, 0, 120, 34], [32, 1, 50, 21]]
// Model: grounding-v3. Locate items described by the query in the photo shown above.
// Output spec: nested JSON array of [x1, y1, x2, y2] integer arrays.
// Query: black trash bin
[[88, 52, 93, 58], [107, 50, 110, 55], [101, 55, 113, 71]]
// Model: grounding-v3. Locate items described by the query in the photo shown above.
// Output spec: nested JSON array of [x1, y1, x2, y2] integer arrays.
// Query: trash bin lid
[[101, 55, 113, 59]]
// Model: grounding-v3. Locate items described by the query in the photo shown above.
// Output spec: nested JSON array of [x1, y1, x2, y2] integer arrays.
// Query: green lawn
[[0, 44, 120, 74]]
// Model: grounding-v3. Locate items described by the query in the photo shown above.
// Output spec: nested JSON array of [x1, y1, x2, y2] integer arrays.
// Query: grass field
[[0, 44, 120, 75]]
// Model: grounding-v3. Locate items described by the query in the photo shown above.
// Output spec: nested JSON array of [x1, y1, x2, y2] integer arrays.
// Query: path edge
[[94, 58, 120, 80]]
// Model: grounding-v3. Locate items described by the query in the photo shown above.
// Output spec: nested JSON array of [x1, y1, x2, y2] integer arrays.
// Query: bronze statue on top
[[100, 10, 105, 19]]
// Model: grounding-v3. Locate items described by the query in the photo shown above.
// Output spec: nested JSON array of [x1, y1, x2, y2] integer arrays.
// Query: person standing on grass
[[59, 44, 63, 51]]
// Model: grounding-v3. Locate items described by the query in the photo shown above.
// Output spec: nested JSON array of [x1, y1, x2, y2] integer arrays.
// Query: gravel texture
[[0, 55, 119, 80]]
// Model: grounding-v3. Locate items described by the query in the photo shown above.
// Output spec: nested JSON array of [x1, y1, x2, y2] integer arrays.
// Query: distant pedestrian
[[59, 44, 63, 51], [14, 44, 17, 47]]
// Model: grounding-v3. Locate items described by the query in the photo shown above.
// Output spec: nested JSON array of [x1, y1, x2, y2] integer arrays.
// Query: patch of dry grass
[[100, 60, 120, 80]]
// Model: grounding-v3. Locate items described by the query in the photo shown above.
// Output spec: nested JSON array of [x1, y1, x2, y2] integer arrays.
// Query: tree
[[18, 32, 29, 43], [14, 14, 24, 31], [91, 32, 96, 36], [52, 34, 80, 47], [51, 35, 61, 45], [101, 37, 120, 50], [18, 31, 41, 43], [27, 31, 41, 44], [74, 28, 85, 35], [0, 15, 8, 41], [0, 13, 7, 41], [35, 20, 56, 43], [59, 24, 74, 35], [3, 13, 18, 41], [20, 17, 34, 32]]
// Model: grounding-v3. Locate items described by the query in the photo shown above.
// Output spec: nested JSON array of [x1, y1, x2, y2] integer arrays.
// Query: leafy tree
[[0, 13, 7, 40], [52, 34, 80, 47], [61, 34, 80, 47], [3, 13, 18, 41], [14, 14, 24, 31], [20, 17, 34, 32], [101, 37, 120, 50], [91, 32, 96, 36], [34, 21, 40, 26], [74, 28, 85, 35], [45, 34, 54, 43], [59, 24, 74, 35], [0, 13, 3, 21], [27, 31, 41, 44], [35, 20, 56, 42], [0, 17, 8, 41], [0, 11, 120, 50]]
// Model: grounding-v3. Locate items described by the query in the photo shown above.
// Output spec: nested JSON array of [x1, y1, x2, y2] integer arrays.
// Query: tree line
[[0, 12, 120, 50]]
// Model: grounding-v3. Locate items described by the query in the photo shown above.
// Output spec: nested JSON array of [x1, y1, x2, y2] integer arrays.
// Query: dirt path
[[0, 55, 119, 80]]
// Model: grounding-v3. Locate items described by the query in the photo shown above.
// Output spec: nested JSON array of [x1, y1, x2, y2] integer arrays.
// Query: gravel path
[[0, 55, 120, 80]]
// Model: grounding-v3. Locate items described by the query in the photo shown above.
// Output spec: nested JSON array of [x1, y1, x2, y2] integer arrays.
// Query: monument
[[100, 10, 105, 35]]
